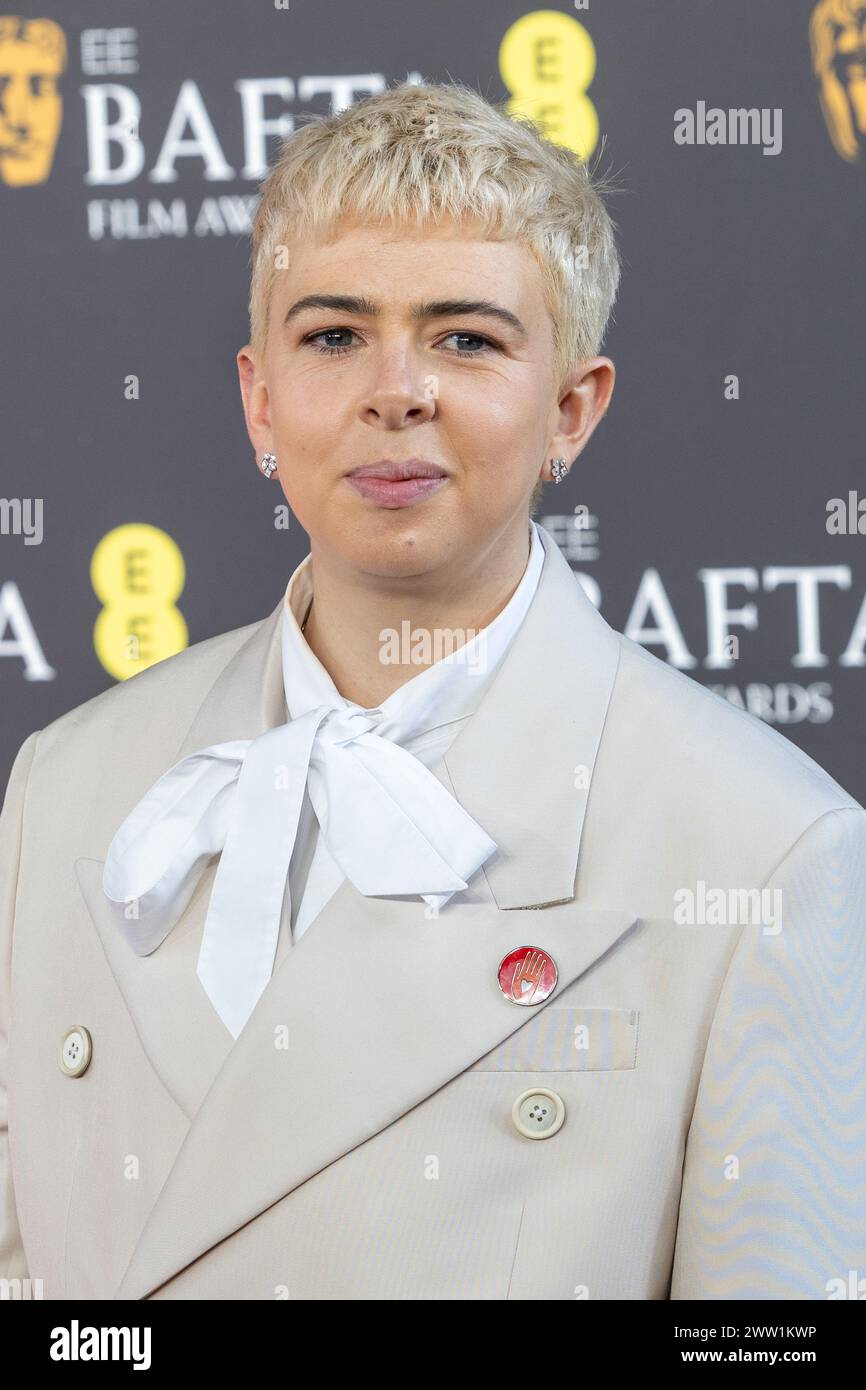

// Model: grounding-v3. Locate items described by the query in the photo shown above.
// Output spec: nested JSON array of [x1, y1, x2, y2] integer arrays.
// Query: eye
[[438, 331, 499, 357], [301, 327, 501, 359], [303, 328, 360, 357]]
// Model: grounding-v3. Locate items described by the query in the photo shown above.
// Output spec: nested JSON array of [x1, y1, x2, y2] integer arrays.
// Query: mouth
[[0, 140, 38, 158], [343, 460, 449, 510]]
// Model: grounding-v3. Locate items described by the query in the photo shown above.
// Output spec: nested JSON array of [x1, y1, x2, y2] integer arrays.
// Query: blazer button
[[59, 1025, 92, 1078], [512, 1087, 565, 1140]]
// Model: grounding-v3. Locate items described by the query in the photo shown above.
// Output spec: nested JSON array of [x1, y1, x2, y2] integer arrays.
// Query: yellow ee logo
[[91, 523, 188, 680], [500, 10, 599, 159]]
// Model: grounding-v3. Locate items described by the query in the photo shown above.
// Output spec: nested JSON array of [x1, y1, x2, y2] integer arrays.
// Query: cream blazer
[[2, 527, 865, 1301]]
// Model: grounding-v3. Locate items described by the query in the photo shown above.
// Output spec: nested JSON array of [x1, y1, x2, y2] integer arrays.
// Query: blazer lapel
[[444, 525, 621, 908], [74, 524, 633, 1300], [71, 598, 290, 1122], [74, 854, 235, 1121]]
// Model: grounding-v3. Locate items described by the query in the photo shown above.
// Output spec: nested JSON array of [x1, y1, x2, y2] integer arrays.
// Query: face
[[237, 218, 614, 580], [831, 10, 866, 148], [0, 26, 65, 187]]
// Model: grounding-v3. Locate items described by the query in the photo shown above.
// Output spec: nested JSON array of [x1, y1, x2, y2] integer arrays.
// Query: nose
[[360, 343, 437, 430], [3, 75, 34, 131]]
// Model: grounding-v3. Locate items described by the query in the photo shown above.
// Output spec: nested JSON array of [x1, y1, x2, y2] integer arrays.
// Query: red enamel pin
[[497, 946, 558, 1006]]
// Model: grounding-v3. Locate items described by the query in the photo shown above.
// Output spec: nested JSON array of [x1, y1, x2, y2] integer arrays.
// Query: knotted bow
[[102, 702, 498, 1038]]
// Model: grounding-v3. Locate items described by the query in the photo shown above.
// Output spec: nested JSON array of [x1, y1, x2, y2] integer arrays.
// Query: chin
[[341, 519, 458, 579]]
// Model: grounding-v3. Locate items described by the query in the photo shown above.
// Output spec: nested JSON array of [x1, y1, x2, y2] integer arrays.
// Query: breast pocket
[[467, 1006, 639, 1073]]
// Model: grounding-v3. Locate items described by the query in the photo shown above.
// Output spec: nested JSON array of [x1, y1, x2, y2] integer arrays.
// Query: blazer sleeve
[[0, 731, 40, 1290], [670, 805, 866, 1299]]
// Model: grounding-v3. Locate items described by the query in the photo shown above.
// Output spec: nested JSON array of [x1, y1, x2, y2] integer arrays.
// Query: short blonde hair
[[248, 79, 622, 395]]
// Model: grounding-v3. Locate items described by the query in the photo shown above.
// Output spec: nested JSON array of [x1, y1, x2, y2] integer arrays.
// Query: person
[[1, 79, 864, 1303]]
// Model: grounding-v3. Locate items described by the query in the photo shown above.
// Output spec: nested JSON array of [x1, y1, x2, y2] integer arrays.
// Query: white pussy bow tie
[[102, 702, 497, 1038]]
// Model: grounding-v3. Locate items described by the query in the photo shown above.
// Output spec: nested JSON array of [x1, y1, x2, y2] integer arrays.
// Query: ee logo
[[91, 523, 187, 680], [500, 10, 599, 160]]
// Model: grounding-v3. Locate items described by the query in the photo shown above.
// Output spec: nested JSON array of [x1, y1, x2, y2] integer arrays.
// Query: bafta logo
[[0, 16, 66, 186], [810, 0, 866, 161]]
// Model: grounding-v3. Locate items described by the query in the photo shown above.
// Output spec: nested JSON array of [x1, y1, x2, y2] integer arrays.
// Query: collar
[[280, 520, 545, 744], [167, 520, 622, 909]]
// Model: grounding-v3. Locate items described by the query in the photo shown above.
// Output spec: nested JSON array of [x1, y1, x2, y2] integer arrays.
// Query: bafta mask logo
[[0, 16, 66, 186], [810, 0, 866, 161]]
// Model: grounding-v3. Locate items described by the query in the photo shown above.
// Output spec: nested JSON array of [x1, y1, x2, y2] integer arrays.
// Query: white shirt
[[282, 520, 546, 940], [103, 520, 545, 1038]]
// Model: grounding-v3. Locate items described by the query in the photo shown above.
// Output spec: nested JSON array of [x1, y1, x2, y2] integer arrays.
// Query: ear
[[548, 357, 615, 468], [236, 343, 273, 456]]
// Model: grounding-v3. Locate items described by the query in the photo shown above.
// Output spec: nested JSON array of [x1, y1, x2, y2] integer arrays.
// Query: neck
[[301, 517, 534, 707]]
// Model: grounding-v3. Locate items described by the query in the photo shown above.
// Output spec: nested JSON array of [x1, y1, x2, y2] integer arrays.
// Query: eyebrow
[[282, 293, 527, 340]]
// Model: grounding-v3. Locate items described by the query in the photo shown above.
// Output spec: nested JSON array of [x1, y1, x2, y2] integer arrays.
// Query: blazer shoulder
[[608, 628, 862, 831], [30, 610, 270, 770]]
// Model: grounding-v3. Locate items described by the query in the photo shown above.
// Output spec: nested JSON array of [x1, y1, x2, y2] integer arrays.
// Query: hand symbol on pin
[[510, 948, 546, 1003]]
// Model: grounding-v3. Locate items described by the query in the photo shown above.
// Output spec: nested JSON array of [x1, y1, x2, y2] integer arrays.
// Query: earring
[[258, 452, 277, 478], [550, 457, 570, 484]]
